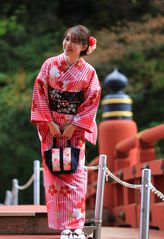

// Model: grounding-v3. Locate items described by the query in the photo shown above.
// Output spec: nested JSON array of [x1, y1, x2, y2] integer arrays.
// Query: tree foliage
[[0, 0, 163, 204]]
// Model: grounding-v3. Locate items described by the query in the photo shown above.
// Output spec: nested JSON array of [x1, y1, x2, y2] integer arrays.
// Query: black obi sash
[[48, 86, 84, 115]]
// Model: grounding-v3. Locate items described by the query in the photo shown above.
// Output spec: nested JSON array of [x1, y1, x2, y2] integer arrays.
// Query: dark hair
[[64, 25, 90, 56]]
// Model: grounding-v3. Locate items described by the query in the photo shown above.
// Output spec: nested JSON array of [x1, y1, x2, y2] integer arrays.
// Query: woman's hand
[[47, 121, 61, 137], [62, 124, 77, 140]]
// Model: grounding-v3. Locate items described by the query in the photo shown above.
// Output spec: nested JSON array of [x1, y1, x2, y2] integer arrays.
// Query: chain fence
[[85, 164, 164, 201], [104, 166, 164, 202], [3, 162, 164, 205]]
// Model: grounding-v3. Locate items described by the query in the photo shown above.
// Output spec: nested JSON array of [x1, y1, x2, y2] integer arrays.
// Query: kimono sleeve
[[31, 59, 52, 124], [72, 70, 101, 134]]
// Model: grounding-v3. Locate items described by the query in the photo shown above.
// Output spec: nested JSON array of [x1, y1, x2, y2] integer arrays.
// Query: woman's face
[[63, 31, 87, 58]]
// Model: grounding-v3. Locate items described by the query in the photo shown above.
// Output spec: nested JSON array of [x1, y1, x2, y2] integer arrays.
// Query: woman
[[31, 25, 101, 239]]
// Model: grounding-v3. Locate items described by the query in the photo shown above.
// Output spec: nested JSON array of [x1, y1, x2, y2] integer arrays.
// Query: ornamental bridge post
[[98, 69, 138, 213]]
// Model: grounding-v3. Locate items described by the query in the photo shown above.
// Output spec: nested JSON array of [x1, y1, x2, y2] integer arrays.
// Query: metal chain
[[84, 165, 99, 170], [17, 174, 34, 190], [105, 167, 141, 189], [149, 183, 164, 202], [105, 166, 164, 201]]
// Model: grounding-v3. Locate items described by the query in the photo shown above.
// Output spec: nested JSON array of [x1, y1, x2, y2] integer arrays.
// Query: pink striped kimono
[[31, 53, 101, 230]]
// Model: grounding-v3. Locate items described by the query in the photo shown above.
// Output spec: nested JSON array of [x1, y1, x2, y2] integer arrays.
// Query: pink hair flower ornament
[[87, 36, 97, 55]]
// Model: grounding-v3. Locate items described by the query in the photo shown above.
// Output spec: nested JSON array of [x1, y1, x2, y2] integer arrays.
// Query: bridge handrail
[[115, 124, 164, 157]]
